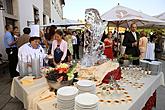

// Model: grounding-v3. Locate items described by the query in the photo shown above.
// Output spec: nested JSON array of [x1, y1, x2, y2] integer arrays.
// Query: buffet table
[[36, 72, 164, 110], [10, 72, 164, 110], [10, 76, 50, 110], [99, 72, 164, 110]]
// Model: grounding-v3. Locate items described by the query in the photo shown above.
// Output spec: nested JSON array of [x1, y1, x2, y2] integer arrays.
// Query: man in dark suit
[[123, 23, 140, 65]]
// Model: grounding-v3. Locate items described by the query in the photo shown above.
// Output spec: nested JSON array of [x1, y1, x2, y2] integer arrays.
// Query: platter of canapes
[[96, 84, 132, 104], [118, 78, 144, 90]]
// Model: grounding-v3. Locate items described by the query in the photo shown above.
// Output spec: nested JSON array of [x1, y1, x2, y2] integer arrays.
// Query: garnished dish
[[41, 63, 77, 89]]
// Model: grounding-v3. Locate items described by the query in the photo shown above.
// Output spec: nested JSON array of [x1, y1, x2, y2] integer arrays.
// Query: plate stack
[[57, 86, 78, 110], [75, 93, 99, 110], [76, 80, 96, 94]]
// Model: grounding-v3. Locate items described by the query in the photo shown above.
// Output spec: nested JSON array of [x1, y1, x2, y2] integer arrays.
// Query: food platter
[[41, 63, 76, 89]]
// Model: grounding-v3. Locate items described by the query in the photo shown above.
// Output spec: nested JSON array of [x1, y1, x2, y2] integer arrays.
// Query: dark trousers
[[73, 44, 79, 59], [6, 48, 19, 78]]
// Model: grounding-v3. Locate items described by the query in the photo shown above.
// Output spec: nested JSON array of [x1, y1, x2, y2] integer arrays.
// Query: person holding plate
[[17, 25, 51, 75], [51, 30, 68, 66]]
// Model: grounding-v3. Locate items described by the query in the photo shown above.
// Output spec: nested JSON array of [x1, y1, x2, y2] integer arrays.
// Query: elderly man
[[123, 23, 140, 65]]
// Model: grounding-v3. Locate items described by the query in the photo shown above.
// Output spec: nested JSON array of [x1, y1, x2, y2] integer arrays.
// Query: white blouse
[[145, 42, 155, 60], [51, 39, 68, 61], [17, 42, 47, 73]]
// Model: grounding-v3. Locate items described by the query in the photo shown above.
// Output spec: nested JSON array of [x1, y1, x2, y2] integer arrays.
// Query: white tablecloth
[[10, 72, 164, 110], [99, 72, 164, 110], [10, 76, 50, 110], [37, 73, 164, 110]]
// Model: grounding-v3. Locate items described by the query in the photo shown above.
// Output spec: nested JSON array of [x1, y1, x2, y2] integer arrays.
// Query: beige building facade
[[0, 0, 65, 59]]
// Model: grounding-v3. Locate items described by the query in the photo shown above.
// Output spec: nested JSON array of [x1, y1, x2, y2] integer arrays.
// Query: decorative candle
[[31, 54, 41, 78], [19, 54, 28, 76]]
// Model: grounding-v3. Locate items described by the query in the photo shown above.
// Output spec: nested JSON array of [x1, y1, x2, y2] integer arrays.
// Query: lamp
[[0, 0, 4, 10], [61, 0, 65, 7], [62, 4, 65, 7]]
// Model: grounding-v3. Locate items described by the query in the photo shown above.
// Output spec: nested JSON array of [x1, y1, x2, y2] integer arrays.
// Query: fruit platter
[[40, 63, 77, 89]]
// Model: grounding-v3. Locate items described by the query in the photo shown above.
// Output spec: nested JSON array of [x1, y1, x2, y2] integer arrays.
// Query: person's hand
[[134, 42, 138, 46], [57, 61, 62, 65], [15, 37, 19, 41], [53, 61, 57, 66], [132, 42, 137, 47], [47, 54, 53, 59]]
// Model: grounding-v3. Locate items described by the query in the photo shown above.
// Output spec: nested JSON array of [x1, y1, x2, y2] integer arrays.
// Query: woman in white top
[[51, 30, 67, 66], [145, 35, 155, 61]]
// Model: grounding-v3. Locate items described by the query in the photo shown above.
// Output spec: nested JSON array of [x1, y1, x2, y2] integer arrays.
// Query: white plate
[[57, 100, 75, 106], [75, 104, 98, 110], [77, 80, 95, 87], [57, 103, 75, 109], [57, 98, 75, 102], [75, 93, 99, 107], [78, 85, 96, 92], [57, 86, 78, 100], [79, 90, 96, 94]]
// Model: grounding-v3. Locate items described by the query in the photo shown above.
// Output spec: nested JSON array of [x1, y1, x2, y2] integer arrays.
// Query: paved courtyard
[[0, 60, 165, 110]]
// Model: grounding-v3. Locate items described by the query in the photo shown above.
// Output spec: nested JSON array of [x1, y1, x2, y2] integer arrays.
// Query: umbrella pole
[[108, 22, 110, 33], [116, 21, 119, 57]]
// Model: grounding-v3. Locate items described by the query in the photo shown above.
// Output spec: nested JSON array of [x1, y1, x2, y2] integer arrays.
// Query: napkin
[[31, 89, 55, 110], [20, 76, 34, 86], [39, 90, 55, 101]]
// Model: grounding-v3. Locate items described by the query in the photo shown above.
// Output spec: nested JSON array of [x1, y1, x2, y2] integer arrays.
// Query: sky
[[63, 0, 165, 20]]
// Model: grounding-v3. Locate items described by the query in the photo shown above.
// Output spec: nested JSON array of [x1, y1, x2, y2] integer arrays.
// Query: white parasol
[[41, 18, 84, 27], [155, 12, 165, 20], [101, 4, 165, 53], [101, 4, 165, 28], [152, 12, 165, 28]]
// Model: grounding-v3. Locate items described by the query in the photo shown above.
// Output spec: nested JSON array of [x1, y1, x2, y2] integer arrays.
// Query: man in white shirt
[[72, 31, 79, 60]]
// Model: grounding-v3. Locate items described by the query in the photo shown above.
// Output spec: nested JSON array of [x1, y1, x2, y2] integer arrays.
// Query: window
[[33, 8, 39, 24], [0, 0, 3, 9], [5, 17, 16, 26], [5, 0, 13, 14]]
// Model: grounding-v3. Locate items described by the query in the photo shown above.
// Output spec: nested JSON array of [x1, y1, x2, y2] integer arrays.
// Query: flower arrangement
[[41, 63, 77, 83]]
